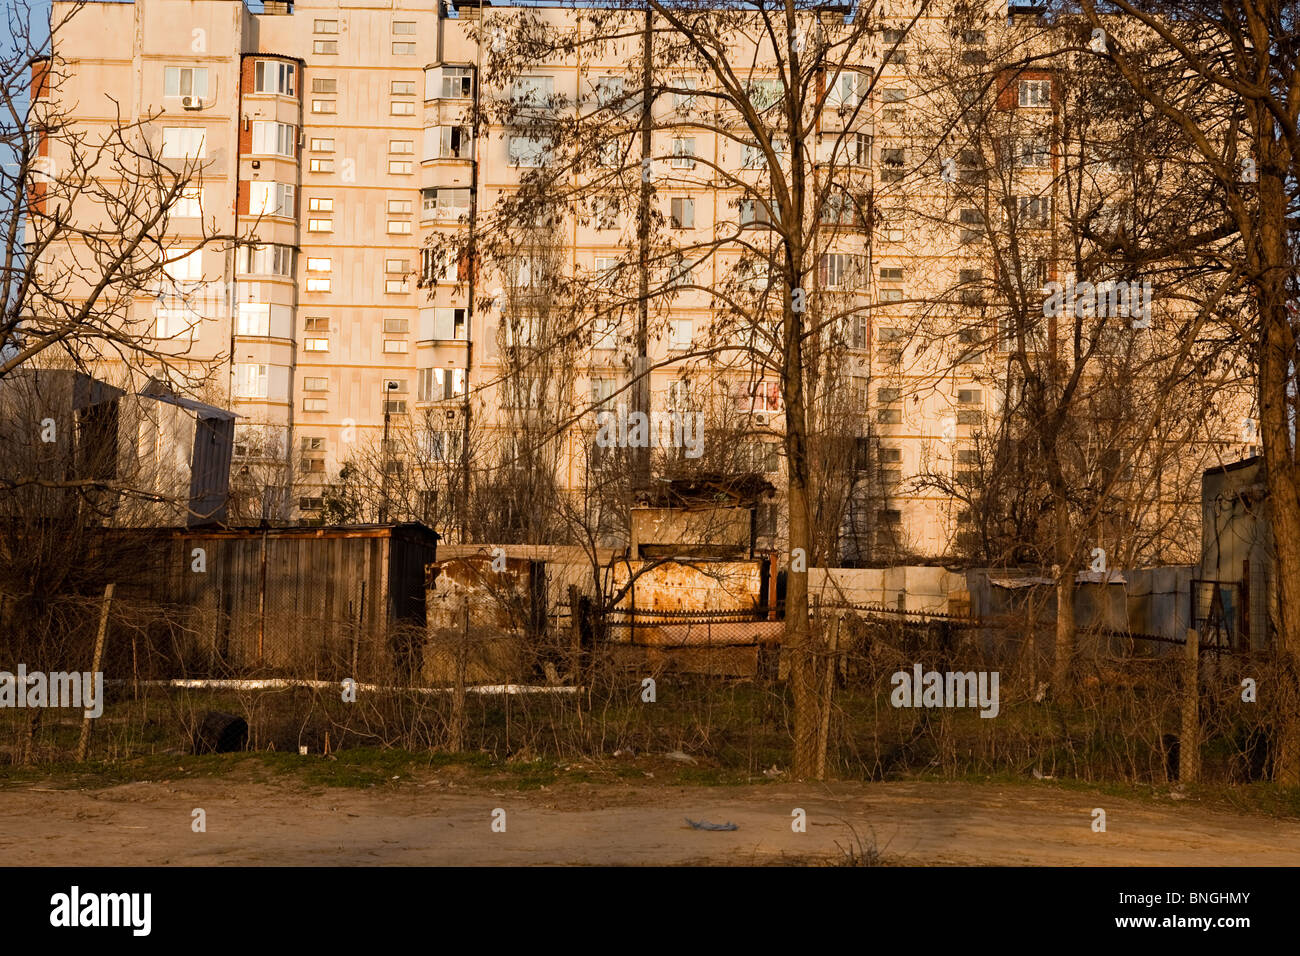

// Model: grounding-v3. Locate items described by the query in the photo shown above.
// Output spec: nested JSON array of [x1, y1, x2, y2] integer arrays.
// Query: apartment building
[[37, 0, 1251, 560]]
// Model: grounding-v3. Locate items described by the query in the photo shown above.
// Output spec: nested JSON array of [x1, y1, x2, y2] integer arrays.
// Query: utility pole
[[379, 379, 398, 523], [633, 2, 653, 491]]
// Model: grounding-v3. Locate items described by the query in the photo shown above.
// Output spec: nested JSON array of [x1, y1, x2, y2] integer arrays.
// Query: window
[[877, 408, 902, 424], [386, 277, 410, 294], [388, 199, 413, 215], [300, 457, 326, 474], [391, 79, 416, 95], [878, 387, 902, 405], [430, 308, 467, 340], [511, 75, 555, 108], [420, 367, 466, 402], [878, 207, 904, 242], [390, 100, 416, 116], [312, 78, 337, 94], [820, 191, 862, 225], [880, 288, 903, 302], [171, 186, 203, 218], [739, 198, 772, 226], [234, 363, 268, 398], [306, 277, 331, 292], [425, 125, 472, 160], [312, 99, 336, 114], [592, 315, 619, 350], [254, 60, 296, 96], [314, 19, 337, 33], [880, 267, 904, 281], [383, 339, 409, 353], [671, 138, 696, 168], [314, 40, 338, 55], [819, 253, 864, 289], [509, 256, 549, 287], [304, 338, 329, 352], [502, 315, 539, 348], [593, 74, 624, 106], [389, 139, 415, 155], [155, 309, 199, 340], [881, 87, 907, 123], [393, 20, 416, 34], [883, 28, 908, 63], [880, 446, 903, 464], [384, 318, 409, 335], [304, 377, 329, 391], [422, 248, 458, 284], [250, 181, 294, 217], [1019, 79, 1051, 108], [747, 78, 781, 111], [310, 138, 334, 152], [850, 314, 868, 349], [387, 220, 412, 234], [307, 218, 332, 232], [251, 121, 295, 157], [666, 378, 692, 413], [957, 409, 982, 425], [591, 375, 617, 407], [161, 127, 206, 159], [817, 131, 871, 166], [597, 140, 621, 167], [670, 197, 695, 229], [304, 316, 330, 332], [959, 207, 984, 243], [593, 256, 619, 286], [959, 268, 985, 305], [392, 42, 416, 55], [437, 66, 473, 99], [421, 187, 471, 219], [666, 254, 693, 289], [879, 327, 904, 343], [736, 381, 781, 413], [669, 318, 693, 350], [1017, 136, 1050, 168], [303, 399, 327, 413], [881, 146, 905, 181], [388, 160, 414, 174], [309, 159, 333, 173], [305, 197, 331, 214], [239, 243, 294, 276], [420, 429, 462, 462], [593, 194, 620, 229], [235, 303, 271, 336], [508, 135, 551, 167], [957, 388, 982, 404], [164, 66, 208, 99], [827, 70, 866, 108], [1017, 195, 1051, 227], [674, 78, 698, 111], [163, 249, 203, 283]]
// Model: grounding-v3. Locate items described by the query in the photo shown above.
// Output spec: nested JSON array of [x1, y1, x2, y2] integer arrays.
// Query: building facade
[[37, 0, 1253, 562]]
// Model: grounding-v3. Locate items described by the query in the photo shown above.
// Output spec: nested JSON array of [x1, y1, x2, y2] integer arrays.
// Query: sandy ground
[[2, 772, 1297, 865]]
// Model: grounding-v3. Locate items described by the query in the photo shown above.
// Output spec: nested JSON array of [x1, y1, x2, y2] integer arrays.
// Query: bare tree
[[450, 0, 926, 780], [1029, 0, 1300, 779], [3, 0, 236, 388]]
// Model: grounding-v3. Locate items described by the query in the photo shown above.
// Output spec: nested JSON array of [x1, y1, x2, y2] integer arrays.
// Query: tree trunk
[[1256, 278, 1300, 784], [786, 473, 818, 778], [1052, 495, 1075, 692]]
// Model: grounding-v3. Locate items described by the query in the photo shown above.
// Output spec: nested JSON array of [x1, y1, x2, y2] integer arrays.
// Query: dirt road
[[2, 772, 1295, 865]]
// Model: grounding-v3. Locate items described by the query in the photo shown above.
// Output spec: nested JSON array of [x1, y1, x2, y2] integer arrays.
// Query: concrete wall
[[809, 566, 967, 613]]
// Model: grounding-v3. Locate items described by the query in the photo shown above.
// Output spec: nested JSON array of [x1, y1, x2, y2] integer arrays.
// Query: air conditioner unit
[[181, 95, 203, 110]]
